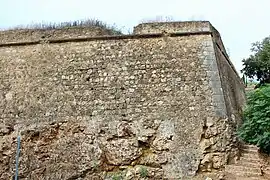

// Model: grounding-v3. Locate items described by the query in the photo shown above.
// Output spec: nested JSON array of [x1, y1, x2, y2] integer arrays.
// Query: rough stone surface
[[0, 21, 245, 179], [0, 26, 118, 44], [225, 144, 270, 180], [134, 21, 211, 34]]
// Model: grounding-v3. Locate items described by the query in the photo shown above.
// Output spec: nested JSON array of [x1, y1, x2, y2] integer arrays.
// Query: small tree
[[238, 84, 270, 154], [241, 36, 270, 86]]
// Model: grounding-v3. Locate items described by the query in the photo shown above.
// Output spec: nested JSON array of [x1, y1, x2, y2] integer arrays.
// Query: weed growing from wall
[[112, 173, 123, 180], [139, 166, 148, 178]]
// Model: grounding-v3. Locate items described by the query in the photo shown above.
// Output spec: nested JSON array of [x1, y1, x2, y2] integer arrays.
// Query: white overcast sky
[[1, 0, 270, 75]]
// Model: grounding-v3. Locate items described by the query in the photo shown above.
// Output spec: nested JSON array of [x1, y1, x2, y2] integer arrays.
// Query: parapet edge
[[0, 31, 213, 47], [0, 26, 120, 44], [133, 21, 211, 34]]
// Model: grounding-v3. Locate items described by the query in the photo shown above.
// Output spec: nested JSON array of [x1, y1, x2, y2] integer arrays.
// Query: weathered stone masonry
[[0, 21, 245, 179]]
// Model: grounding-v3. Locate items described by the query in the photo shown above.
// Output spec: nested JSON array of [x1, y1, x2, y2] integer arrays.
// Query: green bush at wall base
[[238, 84, 270, 154]]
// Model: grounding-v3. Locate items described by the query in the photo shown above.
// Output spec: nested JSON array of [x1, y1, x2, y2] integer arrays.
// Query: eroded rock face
[[0, 119, 175, 179], [102, 138, 142, 165], [1, 108, 239, 179]]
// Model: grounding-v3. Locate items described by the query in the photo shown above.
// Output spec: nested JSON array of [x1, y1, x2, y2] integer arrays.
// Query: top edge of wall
[[0, 26, 120, 44], [1, 21, 217, 44], [133, 21, 212, 35]]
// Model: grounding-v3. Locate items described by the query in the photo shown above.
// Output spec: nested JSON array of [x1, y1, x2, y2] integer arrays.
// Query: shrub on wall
[[238, 84, 270, 154]]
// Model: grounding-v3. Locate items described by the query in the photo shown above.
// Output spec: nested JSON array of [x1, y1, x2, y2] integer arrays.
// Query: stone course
[[0, 26, 117, 44]]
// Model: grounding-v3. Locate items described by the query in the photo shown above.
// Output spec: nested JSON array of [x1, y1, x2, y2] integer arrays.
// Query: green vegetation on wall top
[[6, 18, 123, 35]]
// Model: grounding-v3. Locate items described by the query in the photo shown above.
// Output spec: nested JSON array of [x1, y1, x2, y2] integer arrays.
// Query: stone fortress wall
[[0, 21, 245, 179], [0, 26, 119, 44]]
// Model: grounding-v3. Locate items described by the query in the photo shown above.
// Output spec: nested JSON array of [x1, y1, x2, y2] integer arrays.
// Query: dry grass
[[6, 18, 123, 35]]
